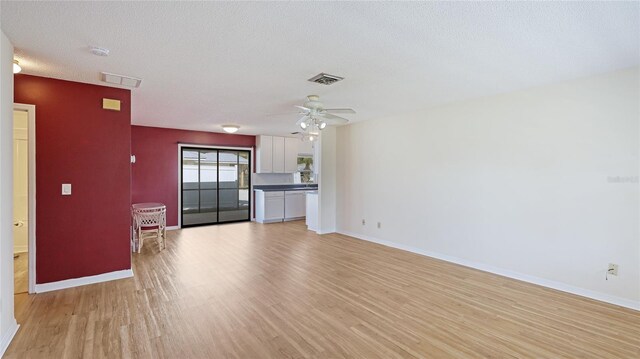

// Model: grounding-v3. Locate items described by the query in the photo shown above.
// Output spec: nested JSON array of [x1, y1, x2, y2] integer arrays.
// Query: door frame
[[14, 103, 36, 294], [177, 144, 253, 228]]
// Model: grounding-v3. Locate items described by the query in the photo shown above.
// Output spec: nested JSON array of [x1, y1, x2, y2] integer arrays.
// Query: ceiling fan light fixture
[[13, 60, 21, 74], [319, 121, 327, 130], [222, 125, 240, 134], [302, 133, 317, 142], [300, 121, 308, 130]]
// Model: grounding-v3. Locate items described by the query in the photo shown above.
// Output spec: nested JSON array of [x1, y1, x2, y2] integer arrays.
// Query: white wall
[[336, 67, 640, 309], [0, 29, 18, 353], [319, 126, 337, 234]]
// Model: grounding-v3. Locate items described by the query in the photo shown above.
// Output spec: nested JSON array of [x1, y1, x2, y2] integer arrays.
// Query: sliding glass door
[[181, 147, 251, 227]]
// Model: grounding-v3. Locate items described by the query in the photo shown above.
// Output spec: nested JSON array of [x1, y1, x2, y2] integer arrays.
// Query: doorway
[[12, 104, 35, 294], [180, 147, 251, 227]]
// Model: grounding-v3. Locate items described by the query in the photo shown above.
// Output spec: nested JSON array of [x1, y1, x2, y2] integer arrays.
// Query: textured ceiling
[[1, 2, 638, 135]]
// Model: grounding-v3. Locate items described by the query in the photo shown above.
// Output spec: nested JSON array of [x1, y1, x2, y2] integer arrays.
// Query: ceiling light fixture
[[13, 60, 21, 74], [298, 115, 328, 142], [89, 46, 110, 57], [222, 125, 240, 134]]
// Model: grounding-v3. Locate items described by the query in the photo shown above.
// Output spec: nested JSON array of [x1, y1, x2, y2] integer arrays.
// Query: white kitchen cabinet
[[255, 191, 285, 223], [284, 191, 306, 220], [256, 189, 308, 223], [272, 136, 285, 173], [256, 135, 299, 174], [284, 137, 299, 173], [256, 135, 273, 173]]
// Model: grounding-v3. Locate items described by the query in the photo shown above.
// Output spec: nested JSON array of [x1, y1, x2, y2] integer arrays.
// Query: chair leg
[[133, 229, 138, 252], [162, 228, 167, 249], [137, 228, 143, 253]]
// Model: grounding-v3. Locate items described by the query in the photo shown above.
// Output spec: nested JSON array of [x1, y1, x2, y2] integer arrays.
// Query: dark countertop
[[254, 184, 318, 192]]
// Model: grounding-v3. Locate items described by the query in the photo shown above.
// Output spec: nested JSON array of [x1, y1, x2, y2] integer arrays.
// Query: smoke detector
[[308, 73, 344, 85], [101, 72, 142, 88], [90, 46, 110, 57]]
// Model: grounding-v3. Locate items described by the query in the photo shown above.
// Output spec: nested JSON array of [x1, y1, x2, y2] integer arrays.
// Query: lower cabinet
[[284, 191, 306, 219], [256, 191, 284, 223], [255, 190, 306, 223]]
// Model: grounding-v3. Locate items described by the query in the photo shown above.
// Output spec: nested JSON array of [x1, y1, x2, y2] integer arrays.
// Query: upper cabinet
[[256, 135, 273, 173], [272, 136, 285, 173], [284, 137, 299, 173], [256, 135, 299, 173]]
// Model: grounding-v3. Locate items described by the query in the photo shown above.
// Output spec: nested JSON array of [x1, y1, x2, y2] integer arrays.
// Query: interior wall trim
[[0, 321, 18, 357], [337, 230, 640, 311], [14, 103, 36, 294], [34, 269, 133, 294]]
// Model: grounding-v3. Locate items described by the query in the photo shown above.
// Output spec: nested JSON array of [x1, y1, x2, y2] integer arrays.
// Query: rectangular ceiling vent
[[308, 73, 344, 85], [101, 72, 142, 88]]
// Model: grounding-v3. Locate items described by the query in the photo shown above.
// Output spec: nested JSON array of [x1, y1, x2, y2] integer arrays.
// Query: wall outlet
[[608, 263, 619, 276], [377, 222, 381, 229], [362, 219, 365, 225], [62, 183, 72, 195]]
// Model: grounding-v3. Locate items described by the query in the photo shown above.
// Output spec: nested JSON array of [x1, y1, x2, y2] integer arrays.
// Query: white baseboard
[[316, 227, 336, 235], [166, 226, 179, 230], [337, 230, 640, 311], [35, 269, 134, 293], [0, 320, 19, 357], [13, 246, 27, 254]]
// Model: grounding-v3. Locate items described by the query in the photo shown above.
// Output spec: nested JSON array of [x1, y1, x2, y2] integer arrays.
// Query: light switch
[[62, 183, 72, 195]]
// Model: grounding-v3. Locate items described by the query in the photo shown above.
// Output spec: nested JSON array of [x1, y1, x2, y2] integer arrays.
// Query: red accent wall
[[14, 75, 132, 284], [131, 126, 255, 226]]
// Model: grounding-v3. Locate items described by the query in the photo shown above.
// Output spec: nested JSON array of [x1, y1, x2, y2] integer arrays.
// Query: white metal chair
[[132, 203, 166, 253]]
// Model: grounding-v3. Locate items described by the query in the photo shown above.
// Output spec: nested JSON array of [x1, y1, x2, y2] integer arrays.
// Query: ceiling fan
[[294, 95, 355, 141]]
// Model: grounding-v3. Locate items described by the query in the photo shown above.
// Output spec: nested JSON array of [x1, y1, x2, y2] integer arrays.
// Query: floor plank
[[6, 221, 640, 358], [13, 252, 28, 294]]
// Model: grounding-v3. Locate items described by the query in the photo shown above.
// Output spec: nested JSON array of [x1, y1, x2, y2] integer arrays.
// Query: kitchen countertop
[[254, 184, 318, 192]]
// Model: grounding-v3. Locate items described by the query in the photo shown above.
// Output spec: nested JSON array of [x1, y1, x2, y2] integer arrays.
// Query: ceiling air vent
[[308, 73, 344, 85], [101, 72, 142, 88]]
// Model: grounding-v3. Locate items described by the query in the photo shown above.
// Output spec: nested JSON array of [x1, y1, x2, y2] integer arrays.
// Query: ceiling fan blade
[[319, 113, 349, 124], [323, 108, 356, 114], [266, 112, 300, 117], [294, 105, 311, 113]]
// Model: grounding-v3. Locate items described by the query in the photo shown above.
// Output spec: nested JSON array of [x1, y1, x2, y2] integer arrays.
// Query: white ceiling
[[2, 2, 638, 136]]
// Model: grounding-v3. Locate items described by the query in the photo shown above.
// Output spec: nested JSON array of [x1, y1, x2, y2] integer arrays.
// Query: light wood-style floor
[[13, 252, 28, 294], [6, 221, 640, 358]]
